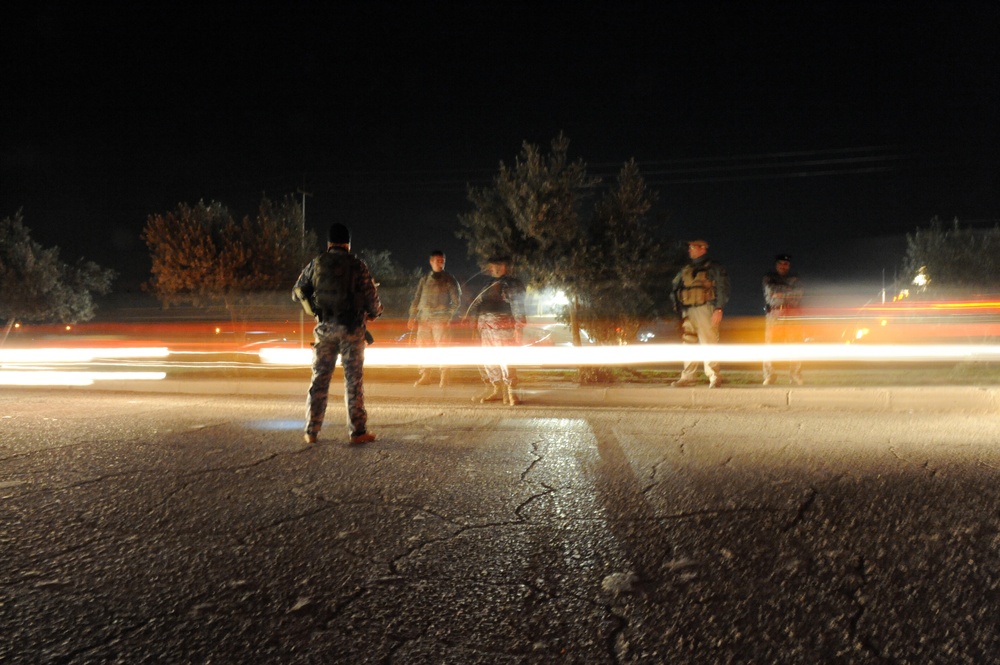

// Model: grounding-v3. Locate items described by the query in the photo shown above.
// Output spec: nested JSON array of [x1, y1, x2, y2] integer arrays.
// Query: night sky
[[3, 1, 998, 315]]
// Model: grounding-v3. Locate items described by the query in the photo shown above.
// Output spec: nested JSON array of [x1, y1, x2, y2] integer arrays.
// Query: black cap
[[486, 254, 511, 264], [775, 254, 792, 262], [328, 223, 351, 245]]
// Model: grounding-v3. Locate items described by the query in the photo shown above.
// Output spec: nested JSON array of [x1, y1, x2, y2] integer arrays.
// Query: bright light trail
[[0, 348, 170, 386], [0, 371, 166, 386], [0, 347, 169, 364], [259, 343, 1000, 367]]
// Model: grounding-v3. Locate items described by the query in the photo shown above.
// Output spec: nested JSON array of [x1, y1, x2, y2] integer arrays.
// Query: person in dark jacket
[[762, 253, 805, 385], [293, 223, 382, 445], [466, 255, 526, 406]]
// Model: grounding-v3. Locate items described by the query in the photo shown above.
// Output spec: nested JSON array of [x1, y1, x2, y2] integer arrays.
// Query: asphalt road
[[2, 388, 999, 663]]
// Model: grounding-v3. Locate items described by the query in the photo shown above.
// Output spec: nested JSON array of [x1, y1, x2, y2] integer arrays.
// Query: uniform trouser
[[679, 304, 720, 381], [763, 315, 803, 381], [306, 324, 367, 438], [478, 314, 518, 386], [416, 319, 451, 379]]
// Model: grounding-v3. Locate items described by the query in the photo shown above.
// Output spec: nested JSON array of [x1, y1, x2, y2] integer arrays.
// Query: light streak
[[0, 347, 169, 364], [258, 343, 1000, 367], [0, 371, 166, 386], [0, 348, 169, 386]]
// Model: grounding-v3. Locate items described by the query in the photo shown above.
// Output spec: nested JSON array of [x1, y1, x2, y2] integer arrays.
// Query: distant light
[[65, 325, 72, 331]]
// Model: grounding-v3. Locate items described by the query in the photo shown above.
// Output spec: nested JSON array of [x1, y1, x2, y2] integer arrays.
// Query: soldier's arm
[[448, 275, 462, 318], [358, 262, 383, 321], [292, 262, 316, 316], [713, 266, 731, 310], [408, 276, 424, 321]]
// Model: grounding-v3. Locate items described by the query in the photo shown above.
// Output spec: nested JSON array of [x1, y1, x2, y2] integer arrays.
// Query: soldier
[[466, 255, 526, 406], [762, 253, 805, 385], [408, 250, 462, 387], [293, 222, 383, 445], [670, 239, 730, 388]]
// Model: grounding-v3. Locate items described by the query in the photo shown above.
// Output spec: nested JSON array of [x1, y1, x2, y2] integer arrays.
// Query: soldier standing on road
[[293, 223, 383, 445], [466, 255, 526, 406], [762, 253, 805, 385], [670, 239, 730, 388], [408, 250, 462, 387]]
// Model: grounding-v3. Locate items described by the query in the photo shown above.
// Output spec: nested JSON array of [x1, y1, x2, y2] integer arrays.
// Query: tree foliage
[[459, 137, 676, 358], [142, 195, 316, 320], [0, 210, 115, 339], [576, 160, 670, 345], [458, 133, 600, 290], [358, 248, 420, 318], [902, 217, 1000, 295]]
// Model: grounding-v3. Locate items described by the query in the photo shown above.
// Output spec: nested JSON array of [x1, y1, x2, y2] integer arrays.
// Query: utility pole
[[297, 184, 312, 348]]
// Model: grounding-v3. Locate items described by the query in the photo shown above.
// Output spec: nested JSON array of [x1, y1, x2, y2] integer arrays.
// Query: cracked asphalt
[[2, 387, 999, 663]]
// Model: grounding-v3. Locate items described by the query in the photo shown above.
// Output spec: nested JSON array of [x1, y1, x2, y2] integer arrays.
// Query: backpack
[[311, 250, 361, 326]]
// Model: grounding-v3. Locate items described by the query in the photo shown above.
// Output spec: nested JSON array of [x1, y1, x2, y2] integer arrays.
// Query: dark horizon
[[4, 1, 997, 316]]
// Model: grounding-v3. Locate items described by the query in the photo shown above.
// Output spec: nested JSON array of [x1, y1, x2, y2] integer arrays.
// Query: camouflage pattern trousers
[[416, 318, 451, 378], [306, 323, 368, 439], [478, 314, 518, 386]]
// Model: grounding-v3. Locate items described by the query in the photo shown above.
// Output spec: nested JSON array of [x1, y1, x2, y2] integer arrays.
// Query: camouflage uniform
[[468, 274, 526, 387], [670, 255, 730, 384], [293, 247, 382, 440], [763, 267, 804, 384], [408, 269, 461, 383]]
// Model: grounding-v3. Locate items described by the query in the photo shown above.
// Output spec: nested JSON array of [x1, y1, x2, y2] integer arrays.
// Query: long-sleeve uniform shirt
[[408, 270, 462, 322]]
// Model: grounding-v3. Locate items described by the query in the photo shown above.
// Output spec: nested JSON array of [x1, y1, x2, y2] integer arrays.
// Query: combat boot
[[475, 383, 502, 403], [503, 383, 520, 406]]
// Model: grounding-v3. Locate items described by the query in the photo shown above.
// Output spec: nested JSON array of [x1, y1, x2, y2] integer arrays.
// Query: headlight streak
[[0, 348, 170, 387], [258, 343, 1000, 367], [6, 342, 1000, 388]]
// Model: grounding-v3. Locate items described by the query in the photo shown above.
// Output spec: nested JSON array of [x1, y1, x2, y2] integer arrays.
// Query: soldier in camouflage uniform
[[466, 255, 526, 406], [293, 223, 382, 445], [670, 239, 730, 388], [408, 249, 462, 387], [762, 253, 805, 385]]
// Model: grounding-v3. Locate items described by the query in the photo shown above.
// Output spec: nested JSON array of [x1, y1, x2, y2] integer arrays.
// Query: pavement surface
[[2, 381, 999, 663], [87, 374, 1000, 414]]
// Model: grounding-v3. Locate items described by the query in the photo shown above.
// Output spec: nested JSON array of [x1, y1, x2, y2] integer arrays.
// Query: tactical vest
[[312, 251, 360, 325], [678, 262, 716, 307]]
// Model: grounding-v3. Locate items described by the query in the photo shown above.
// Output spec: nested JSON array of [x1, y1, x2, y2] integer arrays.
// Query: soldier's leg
[[340, 331, 369, 437], [786, 321, 804, 384], [414, 322, 434, 384], [476, 324, 504, 402], [686, 305, 720, 381], [679, 316, 700, 380], [305, 336, 338, 439], [431, 321, 450, 384], [762, 318, 776, 383]]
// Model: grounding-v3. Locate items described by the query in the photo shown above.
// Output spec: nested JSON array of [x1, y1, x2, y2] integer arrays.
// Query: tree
[[0, 210, 115, 343], [576, 160, 670, 345], [901, 217, 1000, 296], [458, 133, 600, 341], [358, 248, 420, 318], [142, 195, 317, 327]]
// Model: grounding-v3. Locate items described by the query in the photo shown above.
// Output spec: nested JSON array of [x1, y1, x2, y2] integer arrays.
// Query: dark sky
[[3, 1, 998, 314]]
